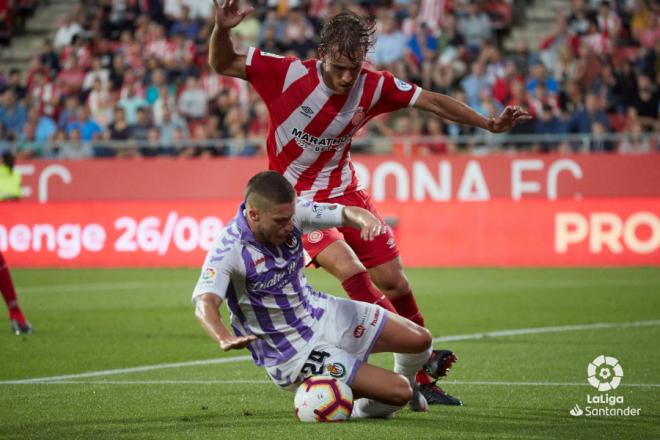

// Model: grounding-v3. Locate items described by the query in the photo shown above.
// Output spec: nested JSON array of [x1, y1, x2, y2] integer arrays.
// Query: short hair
[[245, 171, 295, 210], [319, 10, 375, 64]]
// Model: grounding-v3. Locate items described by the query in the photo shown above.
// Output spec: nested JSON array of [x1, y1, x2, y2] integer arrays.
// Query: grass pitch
[[1, 268, 659, 439]]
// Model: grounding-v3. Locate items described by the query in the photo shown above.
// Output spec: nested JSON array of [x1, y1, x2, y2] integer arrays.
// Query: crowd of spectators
[[1, 0, 40, 56], [0, 0, 657, 159]]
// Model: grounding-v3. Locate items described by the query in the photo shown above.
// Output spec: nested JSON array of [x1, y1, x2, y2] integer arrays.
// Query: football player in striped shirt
[[208, 0, 531, 405], [193, 171, 433, 417]]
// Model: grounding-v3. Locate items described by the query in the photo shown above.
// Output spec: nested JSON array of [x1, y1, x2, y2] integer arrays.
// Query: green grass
[[1, 268, 659, 439]]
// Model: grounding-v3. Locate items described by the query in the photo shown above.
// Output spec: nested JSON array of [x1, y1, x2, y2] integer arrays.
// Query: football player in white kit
[[193, 171, 433, 417]]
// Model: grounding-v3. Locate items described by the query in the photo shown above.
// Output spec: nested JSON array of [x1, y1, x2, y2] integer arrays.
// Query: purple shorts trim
[[347, 359, 362, 386], [363, 308, 388, 362]]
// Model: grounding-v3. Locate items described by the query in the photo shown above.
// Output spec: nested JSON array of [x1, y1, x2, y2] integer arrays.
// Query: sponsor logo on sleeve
[[311, 203, 338, 218], [200, 267, 217, 284], [394, 77, 413, 92]]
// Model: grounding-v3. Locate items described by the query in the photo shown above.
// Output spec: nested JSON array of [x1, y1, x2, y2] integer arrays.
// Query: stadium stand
[[0, 0, 657, 158]]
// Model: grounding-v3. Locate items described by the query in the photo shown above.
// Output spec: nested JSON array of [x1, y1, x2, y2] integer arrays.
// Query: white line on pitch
[[1, 320, 659, 385], [19, 281, 192, 294], [0, 356, 252, 384], [2, 380, 659, 388], [432, 319, 660, 342]]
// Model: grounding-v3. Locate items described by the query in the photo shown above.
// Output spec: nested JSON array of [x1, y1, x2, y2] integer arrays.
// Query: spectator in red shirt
[[56, 55, 85, 99]]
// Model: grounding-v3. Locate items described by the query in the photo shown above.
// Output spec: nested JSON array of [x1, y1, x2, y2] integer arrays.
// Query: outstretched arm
[[208, 0, 254, 79], [413, 89, 532, 133], [342, 206, 388, 241], [195, 293, 256, 351]]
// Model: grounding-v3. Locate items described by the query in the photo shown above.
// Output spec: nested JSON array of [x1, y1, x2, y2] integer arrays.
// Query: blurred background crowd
[[0, 0, 658, 159]]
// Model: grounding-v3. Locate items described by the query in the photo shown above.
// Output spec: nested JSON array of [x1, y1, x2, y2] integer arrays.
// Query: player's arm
[[342, 206, 388, 241], [297, 201, 386, 241], [413, 89, 532, 133], [208, 0, 254, 79], [194, 293, 256, 351]]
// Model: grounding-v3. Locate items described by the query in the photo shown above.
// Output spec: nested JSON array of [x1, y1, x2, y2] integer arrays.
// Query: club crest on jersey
[[394, 77, 413, 92], [286, 234, 299, 249], [326, 362, 346, 378], [351, 108, 365, 126]]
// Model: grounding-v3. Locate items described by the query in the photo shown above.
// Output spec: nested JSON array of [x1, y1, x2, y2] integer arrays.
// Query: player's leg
[[324, 294, 432, 415], [353, 363, 414, 404], [370, 306, 431, 355], [330, 191, 424, 326], [303, 229, 397, 313], [367, 251, 462, 405], [0, 251, 31, 335], [371, 309, 432, 406], [368, 257, 420, 324], [350, 363, 412, 418], [351, 311, 432, 417], [339, 191, 462, 405]]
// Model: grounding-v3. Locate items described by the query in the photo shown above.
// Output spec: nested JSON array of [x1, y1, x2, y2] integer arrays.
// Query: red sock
[[0, 252, 23, 321], [416, 370, 432, 385], [390, 290, 425, 327], [341, 271, 397, 314]]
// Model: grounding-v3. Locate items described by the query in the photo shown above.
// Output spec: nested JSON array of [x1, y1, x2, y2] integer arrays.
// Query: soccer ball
[[294, 376, 354, 422]]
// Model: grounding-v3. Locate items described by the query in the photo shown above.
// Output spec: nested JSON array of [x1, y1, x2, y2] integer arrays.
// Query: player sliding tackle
[[208, 0, 531, 405], [193, 171, 437, 417]]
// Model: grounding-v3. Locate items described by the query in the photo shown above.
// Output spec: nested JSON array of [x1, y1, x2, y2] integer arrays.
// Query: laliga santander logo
[[569, 355, 640, 417], [588, 355, 623, 391]]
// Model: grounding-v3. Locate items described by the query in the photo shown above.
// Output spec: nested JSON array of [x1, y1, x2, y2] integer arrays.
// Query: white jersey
[[192, 199, 344, 367]]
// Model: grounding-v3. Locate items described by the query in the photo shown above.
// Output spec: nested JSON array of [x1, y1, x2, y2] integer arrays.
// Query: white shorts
[[265, 295, 388, 392]]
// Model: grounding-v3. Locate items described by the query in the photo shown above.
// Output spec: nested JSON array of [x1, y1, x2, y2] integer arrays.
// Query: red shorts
[[302, 190, 399, 269]]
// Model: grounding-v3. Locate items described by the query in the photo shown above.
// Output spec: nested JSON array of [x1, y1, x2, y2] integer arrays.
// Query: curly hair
[[319, 10, 375, 63]]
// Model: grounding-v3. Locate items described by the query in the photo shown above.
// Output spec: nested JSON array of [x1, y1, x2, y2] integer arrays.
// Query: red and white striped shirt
[[245, 47, 420, 201]]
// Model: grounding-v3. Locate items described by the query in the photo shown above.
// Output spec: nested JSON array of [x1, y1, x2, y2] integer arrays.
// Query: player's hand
[[218, 334, 257, 351], [212, 0, 254, 30], [489, 106, 532, 133], [360, 221, 388, 241]]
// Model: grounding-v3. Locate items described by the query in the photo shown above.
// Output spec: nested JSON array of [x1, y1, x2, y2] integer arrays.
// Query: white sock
[[393, 346, 433, 385], [351, 398, 402, 419]]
